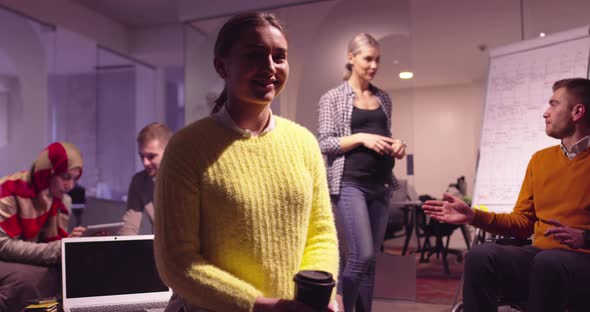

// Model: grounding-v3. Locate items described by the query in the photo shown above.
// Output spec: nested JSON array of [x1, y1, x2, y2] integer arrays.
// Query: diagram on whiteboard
[[473, 28, 590, 213]]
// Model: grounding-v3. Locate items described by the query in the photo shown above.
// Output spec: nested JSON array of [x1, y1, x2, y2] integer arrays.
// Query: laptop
[[61, 235, 172, 312]]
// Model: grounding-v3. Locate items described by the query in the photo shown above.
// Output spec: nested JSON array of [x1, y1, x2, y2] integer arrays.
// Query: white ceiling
[[73, 0, 178, 27], [73, 0, 330, 27]]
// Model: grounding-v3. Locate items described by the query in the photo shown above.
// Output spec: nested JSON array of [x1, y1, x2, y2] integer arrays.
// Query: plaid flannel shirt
[[318, 81, 400, 195]]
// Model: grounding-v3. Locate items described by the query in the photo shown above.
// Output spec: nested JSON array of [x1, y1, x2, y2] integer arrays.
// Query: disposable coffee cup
[[293, 270, 335, 310]]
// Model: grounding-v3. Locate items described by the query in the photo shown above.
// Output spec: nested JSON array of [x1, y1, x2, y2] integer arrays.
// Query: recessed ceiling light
[[539, 32, 546, 37], [399, 72, 414, 79]]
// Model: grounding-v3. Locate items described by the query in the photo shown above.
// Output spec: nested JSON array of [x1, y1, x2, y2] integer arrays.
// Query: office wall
[[393, 82, 485, 198]]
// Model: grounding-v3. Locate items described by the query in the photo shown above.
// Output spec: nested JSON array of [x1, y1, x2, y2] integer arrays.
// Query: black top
[[127, 170, 154, 212], [342, 106, 394, 184]]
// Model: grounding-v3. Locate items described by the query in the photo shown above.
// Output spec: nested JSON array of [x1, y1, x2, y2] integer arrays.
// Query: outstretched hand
[[421, 193, 474, 224], [69, 226, 86, 237], [544, 219, 585, 249]]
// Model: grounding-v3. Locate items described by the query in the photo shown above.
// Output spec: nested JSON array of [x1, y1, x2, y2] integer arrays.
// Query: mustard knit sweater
[[472, 145, 590, 253], [154, 116, 339, 312]]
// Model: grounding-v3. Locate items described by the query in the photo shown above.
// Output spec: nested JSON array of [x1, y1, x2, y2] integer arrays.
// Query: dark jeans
[[0, 261, 60, 312], [463, 243, 590, 312], [334, 181, 391, 312]]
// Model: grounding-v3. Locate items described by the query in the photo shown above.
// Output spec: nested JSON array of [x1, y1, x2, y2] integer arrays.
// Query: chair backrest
[[407, 182, 419, 202], [391, 179, 419, 207], [391, 179, 408, 203], [387, 180, 411, 237]]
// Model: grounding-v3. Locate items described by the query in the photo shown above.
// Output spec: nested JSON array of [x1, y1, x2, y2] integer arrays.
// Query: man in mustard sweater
[[422, 78, 590, 312]]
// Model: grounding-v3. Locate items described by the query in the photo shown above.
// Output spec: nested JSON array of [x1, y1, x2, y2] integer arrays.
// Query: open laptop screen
[[64, 238, 168, 298]]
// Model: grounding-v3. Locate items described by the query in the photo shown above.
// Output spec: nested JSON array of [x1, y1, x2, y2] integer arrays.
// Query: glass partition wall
[[94, 48, 157, 200], [0, 8, 56, 176], [0, 6, 164, 202]]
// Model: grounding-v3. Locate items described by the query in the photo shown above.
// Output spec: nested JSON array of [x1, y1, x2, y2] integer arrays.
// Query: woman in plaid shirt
[[318, 33, 406, 312]]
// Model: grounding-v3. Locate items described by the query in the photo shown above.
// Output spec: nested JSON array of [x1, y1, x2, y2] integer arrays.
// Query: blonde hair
[[343, 33, 380, 80], [210, 12, 287, 115], [137, 122, 173, 147]]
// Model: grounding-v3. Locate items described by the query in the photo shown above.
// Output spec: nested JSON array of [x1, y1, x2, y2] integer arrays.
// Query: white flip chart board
[[472, 26, 590, 213]]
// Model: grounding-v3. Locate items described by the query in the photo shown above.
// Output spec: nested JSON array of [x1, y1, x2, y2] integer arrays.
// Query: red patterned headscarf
[[0, 142, 83, 242]]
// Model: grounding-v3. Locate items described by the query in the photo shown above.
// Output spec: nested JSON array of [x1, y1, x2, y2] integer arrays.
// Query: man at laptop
[[422, 78, 590, 311], [0, 142, 86, 312], [119, 122, 172, 235]]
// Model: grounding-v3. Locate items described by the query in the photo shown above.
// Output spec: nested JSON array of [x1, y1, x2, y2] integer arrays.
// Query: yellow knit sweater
[[154, 116, 339, 312]]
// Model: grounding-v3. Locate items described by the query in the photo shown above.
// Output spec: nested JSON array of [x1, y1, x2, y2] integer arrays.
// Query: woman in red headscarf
[[0, 142, 85, 312]]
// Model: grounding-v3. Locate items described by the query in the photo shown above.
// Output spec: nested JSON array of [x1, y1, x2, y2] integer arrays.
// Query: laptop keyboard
[[71, 301, 168, 312]]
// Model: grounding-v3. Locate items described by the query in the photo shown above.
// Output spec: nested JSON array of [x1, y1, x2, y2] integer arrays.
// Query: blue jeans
[[334, 181, 391, 312]]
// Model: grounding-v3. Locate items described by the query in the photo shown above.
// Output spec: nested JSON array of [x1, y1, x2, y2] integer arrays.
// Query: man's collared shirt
[[560, 135, 590, 160]]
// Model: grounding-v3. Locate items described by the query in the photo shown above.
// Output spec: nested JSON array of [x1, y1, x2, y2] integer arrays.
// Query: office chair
[[415, 195, 471, 274], [383, 204, 413, 255], [383, 179, 419, 255]]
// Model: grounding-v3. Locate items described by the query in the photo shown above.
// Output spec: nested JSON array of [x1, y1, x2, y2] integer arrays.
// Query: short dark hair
[[553, 78, 590, 126]]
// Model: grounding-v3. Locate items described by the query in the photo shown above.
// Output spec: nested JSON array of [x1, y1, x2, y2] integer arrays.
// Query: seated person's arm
[[471, 161, 537, 239], [119, 209, 142, 235], [544, 219, 587, 249], [0, 228, 61, 266], [0, 199, 61, 265], [119, 177, 143, 235]]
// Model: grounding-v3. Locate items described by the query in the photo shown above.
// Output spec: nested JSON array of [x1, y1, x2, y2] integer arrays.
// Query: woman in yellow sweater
[[154, 12, 339, 312]]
